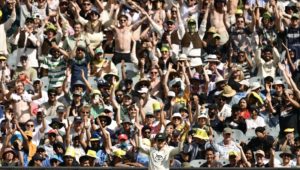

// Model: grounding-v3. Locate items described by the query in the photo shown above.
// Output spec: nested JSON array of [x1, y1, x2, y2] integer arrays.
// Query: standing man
[[136, 121, 190, 170], [110, 14, 145, 64]]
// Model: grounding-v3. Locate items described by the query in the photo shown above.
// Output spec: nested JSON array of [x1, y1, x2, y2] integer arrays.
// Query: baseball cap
[[74, 116, 82, 123], [292, 13, 299, 19], [118, 134, 128, 141], [229, 151, 238, 157], [56, 105, 66, 113], [155, 133, 166, 141], [255, 150, 265, 157], [223, 127, 232, 134]]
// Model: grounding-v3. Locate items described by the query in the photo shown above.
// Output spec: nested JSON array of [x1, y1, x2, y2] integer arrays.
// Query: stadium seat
[[88, 76, 98, 89], [190, 159, 206, 167], [218, 158, 229, 166], [116, 62, 139, 79], [40, 77, 49, 91], [231, 129, 246, 143], [245, 129, 256, 143]]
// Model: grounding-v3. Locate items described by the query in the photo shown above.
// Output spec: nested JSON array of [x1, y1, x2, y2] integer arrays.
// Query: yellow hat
[[86, 150, 97, 159], [142, 138, 151, 147], [91, 89, 101, 96], [0, 55, 7, 60], [113, 149, 126, 158], [153, 102, 161, 112], [0, 10, 2, 18], [284, 128, 294, 133], [235, 9, 243, 15], [161, 46, 169, 52], [193, 128, 209, 140], [64, 147, 76, 158], [207, 26, 217, 34], [250, 92, 264, 104], [46, 23, 57, 32], [229, 151, 239, 157], [213, 33, 221, 39]]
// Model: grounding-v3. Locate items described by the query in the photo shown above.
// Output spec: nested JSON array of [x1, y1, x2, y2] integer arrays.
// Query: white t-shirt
[[246, 116, 266, 129], [138, 137, 183, 170]]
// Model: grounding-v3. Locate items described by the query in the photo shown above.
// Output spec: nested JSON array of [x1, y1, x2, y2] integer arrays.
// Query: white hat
[[172, 113, 182, 119], [250, 82, 261, 90], [240, 80, 249, 87], [205, 54, 220, 63], [168, 91, 176, 97], [214, 90, 223, 96], [273, 79, 284, 86], [190, 58, 203, 67], [215, 77, 226, 84], [138, 87, 149, 93], [198, 113, 208, 119], [188, 49, 201, 57], [177, 54, 189, 61]]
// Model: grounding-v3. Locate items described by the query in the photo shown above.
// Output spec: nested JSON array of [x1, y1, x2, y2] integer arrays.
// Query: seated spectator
[[247, 127, 274, 158], [201, 147, 223, 167], [245, 105, 266, 130]]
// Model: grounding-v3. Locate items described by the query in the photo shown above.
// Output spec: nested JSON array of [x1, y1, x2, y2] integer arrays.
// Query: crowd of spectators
[[0, 0, 300, 169]]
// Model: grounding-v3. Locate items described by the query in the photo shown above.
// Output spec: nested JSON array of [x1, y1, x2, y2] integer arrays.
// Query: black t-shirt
[[279, 108, 299, 137], [247, 135, 274, 154]]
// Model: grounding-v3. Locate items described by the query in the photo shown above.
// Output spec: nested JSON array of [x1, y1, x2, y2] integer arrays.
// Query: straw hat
[[222, 85, 236, 97]]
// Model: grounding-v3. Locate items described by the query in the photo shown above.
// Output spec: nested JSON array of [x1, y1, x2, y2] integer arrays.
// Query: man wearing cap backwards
[[0, 0, 16, 55], [136, 120, 190, 170], [181, 18, 204, 55], [257, 12, 279, 49]]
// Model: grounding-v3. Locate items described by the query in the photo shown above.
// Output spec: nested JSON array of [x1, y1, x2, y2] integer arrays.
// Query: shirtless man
[[149, 67, 162, 99], [6, 80, 42, 127], [210, 0, 230, 45], [111, 14, 146, 65]]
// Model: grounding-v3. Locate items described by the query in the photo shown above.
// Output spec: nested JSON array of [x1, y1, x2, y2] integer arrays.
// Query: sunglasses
[[82, 111, 90, 114], [150, 72, 158, 74], [26, 124, 34, 127], [157, 139, 165, 143], [77, 48, 85, 52], [49, 133, 56, 137]]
